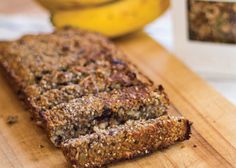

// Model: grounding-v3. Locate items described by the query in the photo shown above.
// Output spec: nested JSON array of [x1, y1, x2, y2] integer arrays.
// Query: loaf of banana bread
[[62, 115, 191, 168], [0, 28, 191, 168]]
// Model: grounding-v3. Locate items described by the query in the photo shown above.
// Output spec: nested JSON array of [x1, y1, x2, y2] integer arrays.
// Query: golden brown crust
[[62, 115, 191, 168]]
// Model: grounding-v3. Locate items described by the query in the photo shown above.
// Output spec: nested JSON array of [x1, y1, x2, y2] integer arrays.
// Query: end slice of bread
[[62, 115, 191, 168]]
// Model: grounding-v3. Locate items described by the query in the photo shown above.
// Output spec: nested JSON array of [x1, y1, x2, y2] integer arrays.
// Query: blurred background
[[0, 0, 235, 104]]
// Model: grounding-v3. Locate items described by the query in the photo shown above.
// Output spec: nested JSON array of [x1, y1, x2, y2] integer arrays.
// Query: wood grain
[[0, 0, 236, 167], [0, 31, 235, 168]]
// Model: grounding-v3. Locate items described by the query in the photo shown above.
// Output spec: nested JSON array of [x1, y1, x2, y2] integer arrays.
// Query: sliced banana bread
[[0, 28, 191, 168], [43, 85, 169, 146]]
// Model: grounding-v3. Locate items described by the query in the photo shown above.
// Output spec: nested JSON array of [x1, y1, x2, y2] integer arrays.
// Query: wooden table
[[0, 0, 236, 167]]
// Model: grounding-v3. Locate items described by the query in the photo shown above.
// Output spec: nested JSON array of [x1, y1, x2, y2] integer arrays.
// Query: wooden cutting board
[[0, 1, 236, 167], [0, 31, 235, 168]]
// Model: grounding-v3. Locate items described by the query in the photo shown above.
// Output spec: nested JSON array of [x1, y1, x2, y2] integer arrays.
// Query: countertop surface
[[0, 1, 235, 168]]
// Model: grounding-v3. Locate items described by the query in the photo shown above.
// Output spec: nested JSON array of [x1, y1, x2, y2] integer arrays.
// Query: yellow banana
[[36, 0, 115, 11], [51, 0, 169, 38], [75, 0, 115, 6]]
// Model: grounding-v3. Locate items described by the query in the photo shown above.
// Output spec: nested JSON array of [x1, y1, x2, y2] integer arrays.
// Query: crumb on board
[[180, 145, 185, 149], [6, 115, 18, 125], [39, 144, 44, 148], [193, 144, 197, 148]]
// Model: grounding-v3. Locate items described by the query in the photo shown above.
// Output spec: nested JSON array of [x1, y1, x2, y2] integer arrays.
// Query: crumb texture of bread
[[62, 115, 191, 168], [43, 86, 169, 146]]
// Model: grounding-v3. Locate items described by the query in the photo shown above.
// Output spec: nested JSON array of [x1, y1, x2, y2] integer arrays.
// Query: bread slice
[[62, 115, 191, 168], [43, 85, 169, 146]]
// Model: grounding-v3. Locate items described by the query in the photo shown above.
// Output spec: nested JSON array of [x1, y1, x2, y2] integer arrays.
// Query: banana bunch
[[36, 0, 169, 38]]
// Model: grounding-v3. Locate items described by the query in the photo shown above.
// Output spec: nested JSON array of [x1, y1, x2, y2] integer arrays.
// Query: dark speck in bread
[[6, 115, 18, 125]]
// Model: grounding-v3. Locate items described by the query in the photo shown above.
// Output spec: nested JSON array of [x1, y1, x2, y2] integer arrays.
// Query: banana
[[51, 0, 169, 38], [75, 0, 115, 6], [36, 0, 115, 11]]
